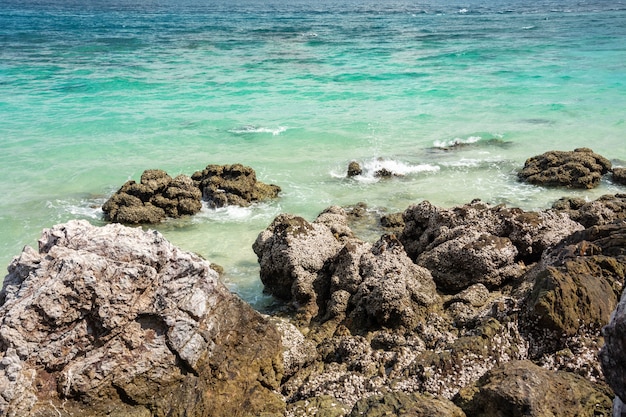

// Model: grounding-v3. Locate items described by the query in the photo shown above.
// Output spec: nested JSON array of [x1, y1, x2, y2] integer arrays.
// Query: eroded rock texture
[[102, 169, 202, 224], [256, 197, 624, 416], [518, 147, 611, 189], [0, 220, 284, 417], [191, 163, 281, 208]]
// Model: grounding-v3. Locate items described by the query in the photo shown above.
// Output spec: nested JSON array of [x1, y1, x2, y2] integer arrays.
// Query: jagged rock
[[191, 163, 281, 208], [553, 194, 626, 228], [102, 170, 202, 224], [525, 220, 626, 352], [253, 213, 344, 324], [332, 234, 440, 331], [600, 252, 626, 410], [349, 392, 466, 417], [455, 360, 613, 417], [400, 200, 582, 292], [518, 147, 612, 189], [0, 220, 284, 417], [614, 168, 626, 185], [347, 161, 363, 177]]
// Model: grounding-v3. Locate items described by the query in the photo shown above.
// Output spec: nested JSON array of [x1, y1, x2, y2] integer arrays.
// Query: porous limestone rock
[[102, 170, 202, 224], [518, 147, 612, 189], [553, 194, 626, 228], [400, 200, 583, 292], [613, 168, 626, 185], [252, 213, 344, 324], [525, 219, 626, 361], [455, 360, 613, 417], [0, 220, 284, 417], [191, 163, 281, 208]]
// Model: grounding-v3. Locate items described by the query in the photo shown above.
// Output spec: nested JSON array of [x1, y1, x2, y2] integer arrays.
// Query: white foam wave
[[47, 198, 105, 220], [193, 201, 281, 223], [228, 125, 287, 136], [335, 158, 440, 183], [433, 136, 482, 149]]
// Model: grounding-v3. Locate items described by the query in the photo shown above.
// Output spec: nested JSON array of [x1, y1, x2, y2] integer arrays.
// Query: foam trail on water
[[433, 136, 482, 149], [332, 158, 440, 183], [228, 125, 287, 136]]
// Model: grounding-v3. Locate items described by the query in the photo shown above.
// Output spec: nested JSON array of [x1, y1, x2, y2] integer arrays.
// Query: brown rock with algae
[[0, 220, 284, 417]]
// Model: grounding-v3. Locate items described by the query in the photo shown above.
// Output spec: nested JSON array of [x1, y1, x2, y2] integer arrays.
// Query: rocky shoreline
[[1, 149, 626, 416]]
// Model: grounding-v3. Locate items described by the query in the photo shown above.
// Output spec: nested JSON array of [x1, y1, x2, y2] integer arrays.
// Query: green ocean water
[[1, 0, 625, 305]]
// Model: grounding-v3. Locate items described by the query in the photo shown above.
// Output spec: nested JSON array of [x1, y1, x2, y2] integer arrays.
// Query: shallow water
[[1, 0, 625, 306]]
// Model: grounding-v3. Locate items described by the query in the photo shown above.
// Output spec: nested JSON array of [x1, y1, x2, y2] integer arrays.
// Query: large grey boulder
[[0, 220, 284, 417]]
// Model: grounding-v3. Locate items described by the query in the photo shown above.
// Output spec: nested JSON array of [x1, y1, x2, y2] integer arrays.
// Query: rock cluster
[[103, 164, 281, 224], [518, 147, 612, 188], [102, 169, 202, 224], [191, 163, 281, 208], [251, 195, 626, 416], [0, 220, 284, 417]]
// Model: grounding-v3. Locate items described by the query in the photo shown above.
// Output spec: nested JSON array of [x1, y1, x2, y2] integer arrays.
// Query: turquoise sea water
[[1, 0, 625, 305]]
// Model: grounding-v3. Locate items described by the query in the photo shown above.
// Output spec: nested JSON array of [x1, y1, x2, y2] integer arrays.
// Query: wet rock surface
[[191, 163, 281, 208], [613, 167, 626, 185], [517, 147, 612, 189], [0, 220, 284, 417], [102, 169, 202, 224], [103, 164, 281, 224]]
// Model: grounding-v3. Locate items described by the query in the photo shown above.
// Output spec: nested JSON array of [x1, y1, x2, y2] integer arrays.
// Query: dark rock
[[380, 212, 404, 231], [601, 292, 626, 412], [525, 220, 626, 337], [0, 220, 284, 417], [400, 200, 582, 292], [349, 392, 466, 417], [191, 163, 281, 208], [347, 161, 363, 177], [614, 167, 626, 185], [518, 147, 612, 189], [102, 170, 202, 224], [455, 360, 613, 417], [374, 168, 394, 178], [553, 194, 626, 228]]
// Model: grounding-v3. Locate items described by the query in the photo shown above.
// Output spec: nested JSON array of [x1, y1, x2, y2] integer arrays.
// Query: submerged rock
[[102, 170, 202, 224], [518, 147, 611, 189], [191, 163, 281, 208], [0, 220, 284, 417], [347, 161, 363, 177], [613, 167, 626, 185]]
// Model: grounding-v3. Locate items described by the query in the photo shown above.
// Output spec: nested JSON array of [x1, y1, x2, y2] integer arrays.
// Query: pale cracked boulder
[[0, 220, 284, 417], [253, 213, 344, 324]]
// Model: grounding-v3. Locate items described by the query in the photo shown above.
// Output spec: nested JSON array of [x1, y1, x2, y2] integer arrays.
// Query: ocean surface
[[1, 0, 625, 306]]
